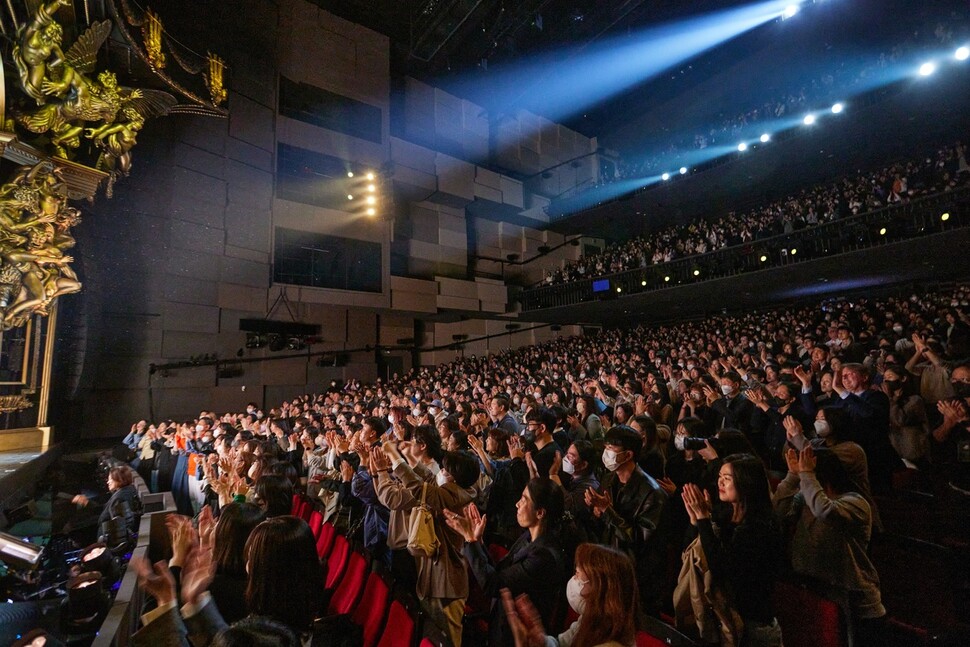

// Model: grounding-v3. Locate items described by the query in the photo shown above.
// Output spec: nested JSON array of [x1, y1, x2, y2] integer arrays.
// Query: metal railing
[[520, 185, 970, 311]]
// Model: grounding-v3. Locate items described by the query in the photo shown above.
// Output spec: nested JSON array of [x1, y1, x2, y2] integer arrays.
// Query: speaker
[[238, 319, 321, 336]]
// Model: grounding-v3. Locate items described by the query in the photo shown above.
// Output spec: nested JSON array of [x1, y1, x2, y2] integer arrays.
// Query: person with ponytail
[[446, 477, 566, 646]]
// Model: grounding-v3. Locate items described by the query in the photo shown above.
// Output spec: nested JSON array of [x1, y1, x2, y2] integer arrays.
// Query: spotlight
[[366, 208, 376, 216], [677, 167, 686, 175], [347, 194, 354, 200], [782, 4, 799, 19], [737, 142, 748, 152], [831, 102, 844, 114], [662, 173, 670, 181], [367, 184, 376, 192], [366, 196, 376, 204], [664, 276, 670, 282], [64, 572, 108, 627], [0, 531, 43, 569], [760, 133, 770, 143], [790, 248, 797, 255], [80, 542, 119, 583], [803, 114, 816, 125], [347, 172, 354, 178], [957, 46, 970, 61], [692, 269, 700, 276], [879, 227, 887, 236], [641, 280, 647, 286], [918, 61, 936, 76], [941, 212, 950, 221], [366, 172, 375, 181], [760, 255, 768, 262], [616, 287, 622, 293]]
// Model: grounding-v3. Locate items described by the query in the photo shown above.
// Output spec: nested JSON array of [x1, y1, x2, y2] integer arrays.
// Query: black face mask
[[953, 382, 970, 399], [883, 380, 903, 391]]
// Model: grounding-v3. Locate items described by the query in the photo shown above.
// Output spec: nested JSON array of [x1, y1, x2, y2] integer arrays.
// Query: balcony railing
[[519, 185, 970, 311]]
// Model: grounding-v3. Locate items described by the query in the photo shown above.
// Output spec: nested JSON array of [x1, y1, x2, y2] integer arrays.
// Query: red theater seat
[[351, 571, 391, 647], [376, 600, 416, 647], [773, 577, 849, 647], [325, 535, 351, 590], [308, 510, 324, 538], [316, 521, 336, 559], [328, 551, 368, 615]]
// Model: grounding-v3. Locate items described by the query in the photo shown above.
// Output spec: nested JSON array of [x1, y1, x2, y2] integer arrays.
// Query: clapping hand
[[784, 448, 800, 475], [584, 487, 612, 518], [132, 556, 176, 606], [370, 446, 391, 472], [797, 445, 817, 473], [500, 589, 546, 647], [198, 505, 216, 549], [508, 436, 525, 460], [681, 482, 712, 525], [180, 545, 215, 607], [793, 365, 813, 389], [444, 502, 487, 543], [525, 451, 539, 479], [783, 415, 804, 442], [658, 476, 677, 495]]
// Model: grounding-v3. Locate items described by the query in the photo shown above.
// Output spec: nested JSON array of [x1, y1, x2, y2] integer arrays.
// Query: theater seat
[[291, 493, 301, 516], [316, 522, 336, 559], [308, 510, 324, 539], [376, 600, 416, 647], [773, 577, 849, 647], [325, 535, 351, 590], [351, 571, 391, 647], [328, 551, 368, 615]]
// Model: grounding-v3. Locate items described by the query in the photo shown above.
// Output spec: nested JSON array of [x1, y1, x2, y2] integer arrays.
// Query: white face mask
[[412, 407, 422, 417], [674, 435, 686, 451], [388, 413, 397, 425], [195, 424, 204, 433], [562, 457, 576, 475], [435, 471, 450, 487], [565, 576, 587, 615], [814, 420, 833, 438], [721, 384, 733, 396], [429, 407, 439, 416], [602, 449, 622, 472]]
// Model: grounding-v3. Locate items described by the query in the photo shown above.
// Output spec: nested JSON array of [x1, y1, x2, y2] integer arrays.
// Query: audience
[[126, 282, 970, 646]]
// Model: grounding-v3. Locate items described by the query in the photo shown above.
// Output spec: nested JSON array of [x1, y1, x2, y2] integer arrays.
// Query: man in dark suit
[[830, 363, 900, 494], [706, 371, 756, 436]]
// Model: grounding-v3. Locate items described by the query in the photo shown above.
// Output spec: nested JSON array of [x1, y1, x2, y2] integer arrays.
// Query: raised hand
[[508, 436, 525, 460], [549, 451, 562, 480], [198, 505, 216, 549], [681, 483, 712, 525], [793, 365, 813, 389], [797, 445, 817, 473], [370, 445, 391, 472], [525, 451, 539, 480], [584, 487, 612, 518], [180, 546, 215, 607], [783, 415, 804, 441], [785, 447, 800, 474], [132, 556, 176, 606]]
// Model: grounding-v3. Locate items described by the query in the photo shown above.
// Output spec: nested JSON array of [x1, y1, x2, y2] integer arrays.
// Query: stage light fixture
[[760, 255, 768, 262], [366, 196, 376, 204], [367, 184, 376, 192], [918, 61, 936, 76], [803, 114, 816, 125], [347, 194, 354, 200], [957, 46, 970, 61], [692, 269, 700, 276], [664, 276, 670, 282], [366, 172, 375, 181], [0, 531, 43, 569], [679, 167, 687, 175], [879, 227, 887, 236], [347, 172, 354, 178], [737, 142, 748, 152], [662, 173, 670, 181], [641, 280, 647, 286], [831, 102, 844, 114], [941, 212, 950, 221], [760, 133, 770, 143], [782, 4, 799, 19], [366, 208, 376, 216], [616, 287, 622, 293], [790, 248, 797, 255]]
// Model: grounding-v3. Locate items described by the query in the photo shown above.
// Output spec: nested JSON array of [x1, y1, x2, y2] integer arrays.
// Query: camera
[[681, 437, 721, 452]]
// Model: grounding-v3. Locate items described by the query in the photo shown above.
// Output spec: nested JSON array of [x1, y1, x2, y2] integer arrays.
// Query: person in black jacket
[[446, 477, 566, 646], [584, 425, 668, 616], [682, 454, 784, 646], [98, 466, 143, 539]]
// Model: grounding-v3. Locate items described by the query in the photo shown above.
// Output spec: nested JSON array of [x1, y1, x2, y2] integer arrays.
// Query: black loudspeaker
[[238, 319, 321, 337]]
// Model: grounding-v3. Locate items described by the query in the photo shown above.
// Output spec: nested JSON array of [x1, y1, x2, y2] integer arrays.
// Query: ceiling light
[[918, 61, 936, 76], [366, 196, 376, 204], [760, 133, 770, 143], [941, 212, 950, 221], [693, 269, 700, 276], [366, 208, 376, 216], [737, 142, 748, 152], [790, 248, 797, 255], [616, 287, 622, 293], [803, 114, 816, 125], [664, 276, 670, 282], [367, 184, 376, 192], [760, 255, 768, 262], [347, 194, 354, 200], [956, 46, 970, 61], [831, 102, 844, 114], [879, 227, 887, 236], [641, 280, 647, 286], [366, 172, 375, 180], [347, 172, 354, 178]]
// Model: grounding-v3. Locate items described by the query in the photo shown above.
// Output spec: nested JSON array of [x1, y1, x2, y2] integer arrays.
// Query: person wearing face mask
[[881, 365, 930, 466], [705, 372, 755, 437], [784, 407, 882, 532], [931, 363, 970, 496], [747, 382, 814, 474], [501, 543, 641, 647], [584, 425, 667, 616], [559, 440, 600, 535], [446, 478, 566, 647]]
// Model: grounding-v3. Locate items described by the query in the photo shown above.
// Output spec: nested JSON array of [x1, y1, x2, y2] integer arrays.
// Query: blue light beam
[[458, 1, 805, 122]]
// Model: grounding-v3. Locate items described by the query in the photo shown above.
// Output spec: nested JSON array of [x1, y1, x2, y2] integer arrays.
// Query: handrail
[[520, 185, 970, 311]]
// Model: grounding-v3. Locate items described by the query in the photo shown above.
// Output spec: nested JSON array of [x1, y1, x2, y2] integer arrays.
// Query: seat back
[[376, 600, 415, 647], [325, 534, 351, 590], [328, 551, 368, 615], [308, 510, 324, 539], [316, 522, 336, 559], [290, 493, 302, 516], [351, 571, 391, 647], [773, 577, 849, 647]]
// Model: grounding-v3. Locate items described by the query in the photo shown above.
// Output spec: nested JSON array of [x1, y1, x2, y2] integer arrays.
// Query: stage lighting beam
[[662, 173, 670, 181], [737, 142, 748, 152], [760, 133, 770, 143], [679, 167, 687, 175], [782, 4, 799, 19], [831, 102, 844, 114], [957, 46, 970, 61], [918, 62, 936, 76], [803, 114, 816, 125]]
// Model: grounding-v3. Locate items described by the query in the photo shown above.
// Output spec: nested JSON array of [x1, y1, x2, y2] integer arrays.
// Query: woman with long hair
[[682, 453, 783, 646], [502, 542, 640, 647], [446, 478, 566, 646], [207, 502, 266, 623]]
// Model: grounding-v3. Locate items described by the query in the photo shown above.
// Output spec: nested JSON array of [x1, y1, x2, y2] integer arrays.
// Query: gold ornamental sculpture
[[0, 1, 227, 429]]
